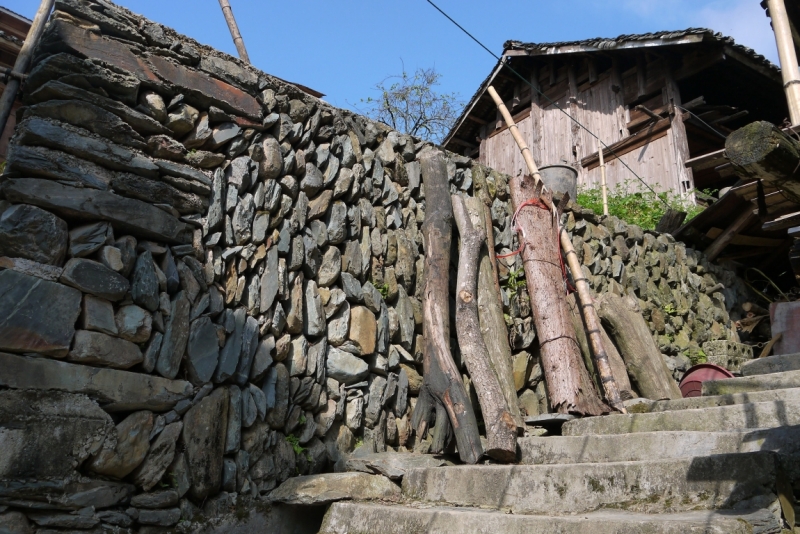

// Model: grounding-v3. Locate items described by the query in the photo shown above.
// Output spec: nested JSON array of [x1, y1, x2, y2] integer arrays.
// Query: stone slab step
[[703, 369, 800, 396], [742, 353, 800, 376], [320, 503, 782, 534], [563, 398, 800, 436], [518, 426, 800, 464], [401, 452, 776, 515], [631, 387, 800, 413]]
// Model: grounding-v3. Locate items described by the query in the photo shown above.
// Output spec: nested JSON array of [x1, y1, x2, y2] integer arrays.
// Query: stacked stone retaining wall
[[0, 1, 751, 531]]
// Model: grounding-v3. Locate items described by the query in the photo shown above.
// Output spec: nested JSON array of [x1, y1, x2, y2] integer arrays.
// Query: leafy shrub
[[576, 180, 709, 231]]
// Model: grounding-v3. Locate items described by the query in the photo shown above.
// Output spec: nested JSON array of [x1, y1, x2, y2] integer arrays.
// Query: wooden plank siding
[[480, 55, 690, 199]]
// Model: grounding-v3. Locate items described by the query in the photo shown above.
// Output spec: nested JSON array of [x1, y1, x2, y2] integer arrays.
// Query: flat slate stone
[[26, 80, 169, 136], [0, 389, 115, 479], [156, 291, 191, 379], [87, 410, 154, 478], [60, 258, 130, 301], [16, 117, 159, 178], [0, 270, 81, 357], [183, 387, 229, 500], [268, 472, 400, 505], [0, 256, 63, 282], [0, 203, 68, 265], [1, 178, 192, 244], [0, 352, 192, 412], [187, 317, 220, 384], [68, 330, 143, 369], [345, 452, 446, 480]]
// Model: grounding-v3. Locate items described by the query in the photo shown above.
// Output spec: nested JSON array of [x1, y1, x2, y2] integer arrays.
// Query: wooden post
[[509, 177, 608, 415], [0, 0, 55, 137], [218, 0, 251, 63], [487, 85, 626, 414], [452, 194, 517, 462], [599, 144, 609, 216], [465, 196, 524, 433], [413, 149, 483, 464], [703, 209, 757, 262], [596, 293, 683, 400], [767, 0, 800, 125]]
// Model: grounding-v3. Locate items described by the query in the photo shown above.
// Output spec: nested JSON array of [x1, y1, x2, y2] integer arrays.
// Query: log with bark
[[464, 196, 524, 434], [726, 121, 800, 202], [411, 149, 483, 464], [567, 293, 636, 399], [509, 175, 609, 416], [596, 293, 682, 400], [452, 194, 517, 462]]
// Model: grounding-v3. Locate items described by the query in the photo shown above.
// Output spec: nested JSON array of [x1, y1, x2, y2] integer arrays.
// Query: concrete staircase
[[317, 356, 800, 533]]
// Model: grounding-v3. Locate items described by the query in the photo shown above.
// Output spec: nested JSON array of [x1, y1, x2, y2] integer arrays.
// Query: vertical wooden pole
[[599, 145, 609, 216], [218, 0, 250, 63], [768, 0, 800, 125], [488, 85, 626, 414], [664, 64, 694, 200], [0, 0, 55, 137]]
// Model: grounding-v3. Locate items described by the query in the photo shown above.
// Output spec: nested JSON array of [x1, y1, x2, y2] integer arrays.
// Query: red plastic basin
[[679, 363, 734, 398]]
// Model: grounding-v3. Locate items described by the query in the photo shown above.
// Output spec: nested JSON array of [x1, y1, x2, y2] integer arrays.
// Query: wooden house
[[444, 29, 787, 199]]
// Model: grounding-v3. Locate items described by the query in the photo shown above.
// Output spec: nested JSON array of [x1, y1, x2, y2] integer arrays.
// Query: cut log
[[412, 149, 483, 464], [655, 209, 687, 234], [596, 293, 682, 400], [567, 293, 636, 399], [463, 196, 524, 434], [509, 175, 608, 416], [452, 194, 517, 462], [726, 121, 800, 203]]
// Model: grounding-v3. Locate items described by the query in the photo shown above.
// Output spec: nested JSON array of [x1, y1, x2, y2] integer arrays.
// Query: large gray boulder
[[0, 269, 81, 357], [0, 203, 68, 265]]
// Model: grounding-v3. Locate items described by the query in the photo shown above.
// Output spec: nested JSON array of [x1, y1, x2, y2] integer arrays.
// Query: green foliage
[[577, 180, 711, 231], [285, 434, 305, 456], [377, 283, 390, 300], [503, 267, 527, 301], [298, 414, 307, 425], [359, 65, 462, 143], [663, 303, 677, 315], [686, 348, 707, 366]]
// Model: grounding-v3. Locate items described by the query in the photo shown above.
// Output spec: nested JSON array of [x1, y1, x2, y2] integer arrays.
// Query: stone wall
[[0, 0, 750, 531]]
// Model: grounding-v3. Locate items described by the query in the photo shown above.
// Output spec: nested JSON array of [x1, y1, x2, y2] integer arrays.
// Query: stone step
[[562, 398, 800, 436], [631, 387, 800, 413], [320, 503, 782, 534], [400, 452, 776, 515], [518, 426, 800, 464], [703, 369, 800, 396], [742, 353, 800, 376]]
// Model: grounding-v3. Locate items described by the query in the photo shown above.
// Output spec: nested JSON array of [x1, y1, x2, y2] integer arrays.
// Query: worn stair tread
[[563, 397, 800, 436], [518, 426, 800, 464], [703, 369, 800, 396], [320, 502, 782, 534], [630, 386, 800, 413], [742, 353, 800, 376], [400, 452, 776, 515]]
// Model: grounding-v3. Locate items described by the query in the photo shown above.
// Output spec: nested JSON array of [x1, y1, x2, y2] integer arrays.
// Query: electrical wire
[[677, 106, 728, 140], [424, 0, 672, 207]]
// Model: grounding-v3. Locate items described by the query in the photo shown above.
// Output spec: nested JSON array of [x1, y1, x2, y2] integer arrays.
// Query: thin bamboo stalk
[[218, 0, 250, 63], [599, 145, 609, 216], [0, 0, 55, 136], [487, 85, 626, 414]]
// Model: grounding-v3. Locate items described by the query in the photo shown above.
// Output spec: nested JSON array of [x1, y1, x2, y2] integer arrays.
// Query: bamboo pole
[[218, 0, 250, 63], [487, 85, 626, 414], [599, 144, 609, 216], [0, 0, 55, 137], [767, 0, 800, 125]]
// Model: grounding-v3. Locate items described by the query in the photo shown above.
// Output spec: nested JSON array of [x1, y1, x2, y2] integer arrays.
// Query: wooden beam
[[705, 227, 785, 247], [466, 115, 487, 125], [763, 209, 800, 231], [704, 209, 759, 261], [587, 57, 598, 84], [637, 55, 647, 98], [684, 149, 727, 172], [581, 118, 671, 170]]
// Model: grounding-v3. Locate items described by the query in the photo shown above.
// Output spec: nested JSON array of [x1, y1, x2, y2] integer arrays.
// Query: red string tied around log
[[496, 198, 575, 295]]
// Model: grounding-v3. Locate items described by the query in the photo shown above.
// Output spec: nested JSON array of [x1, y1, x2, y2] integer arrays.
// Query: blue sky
[[9, 0, 779, 111]]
